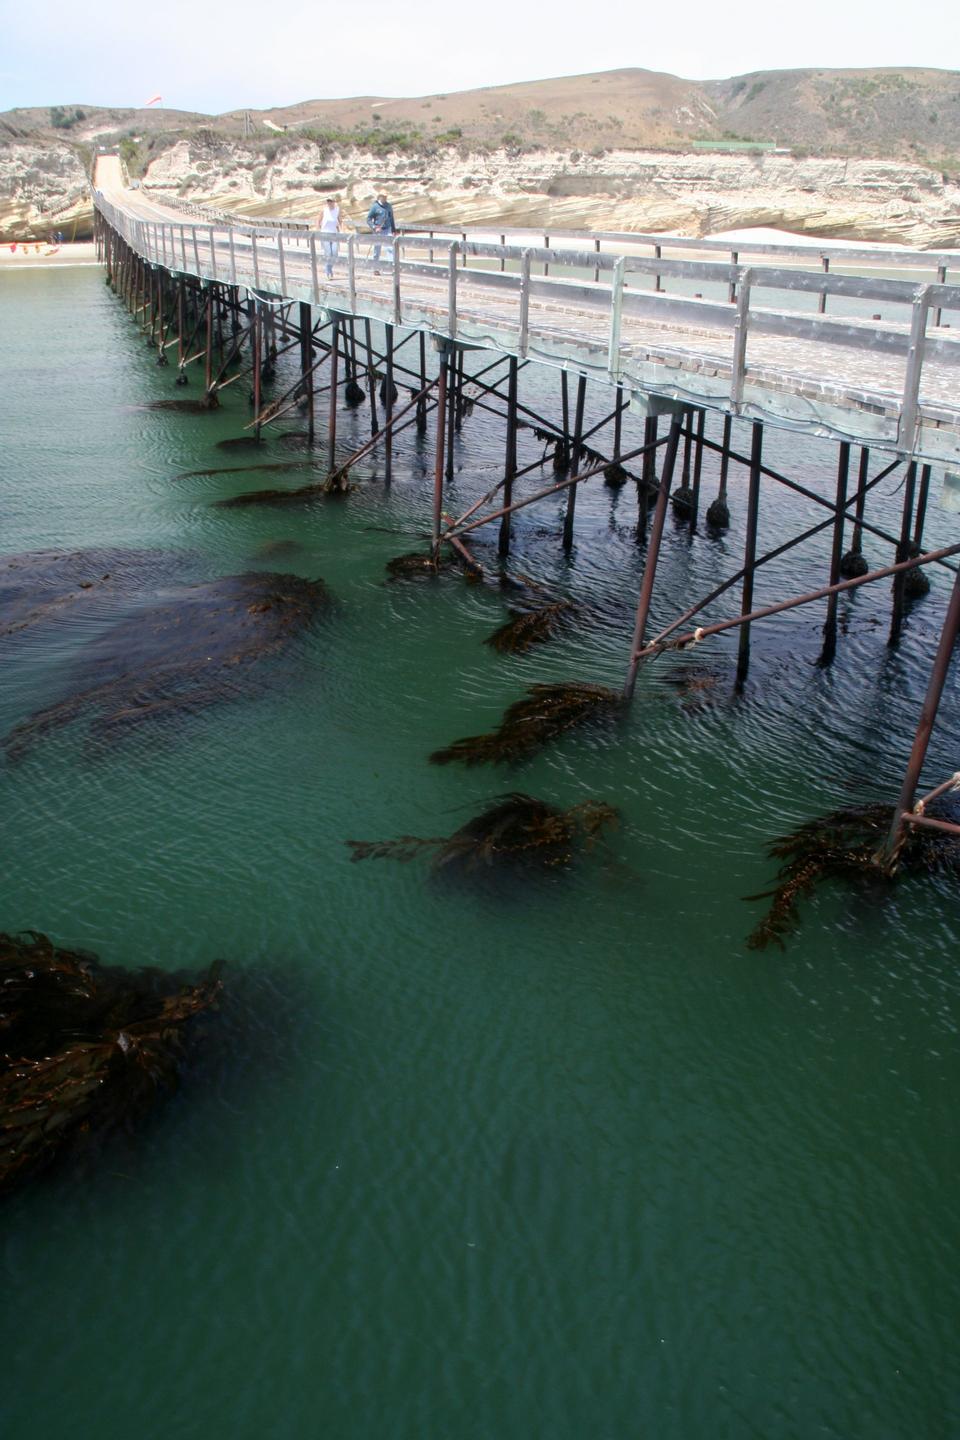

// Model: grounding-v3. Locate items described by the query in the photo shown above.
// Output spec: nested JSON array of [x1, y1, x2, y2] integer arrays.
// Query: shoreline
[[0, 242, 97, 269]]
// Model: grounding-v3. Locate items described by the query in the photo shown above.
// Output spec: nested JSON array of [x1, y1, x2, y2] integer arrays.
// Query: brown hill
[[2, 65, 958, 167]]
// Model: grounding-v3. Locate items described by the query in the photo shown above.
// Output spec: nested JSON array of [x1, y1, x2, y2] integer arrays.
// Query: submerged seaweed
[[430, 681, 622, 766], [745, 802, 960, 950], [0, 930, 221, 1196], [348, 792, 618, 873], [0, 548, 185, 642], [385, 550, 445, 581], [5, 571, 330, 760], [484, 599, 575, 655]]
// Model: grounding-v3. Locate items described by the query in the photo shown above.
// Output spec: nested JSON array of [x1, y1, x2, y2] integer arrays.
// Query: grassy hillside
[[2, 66, 958, 170]]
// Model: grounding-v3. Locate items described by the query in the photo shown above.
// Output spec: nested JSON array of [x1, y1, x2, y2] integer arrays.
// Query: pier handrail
[[93, 188, 960, 464]]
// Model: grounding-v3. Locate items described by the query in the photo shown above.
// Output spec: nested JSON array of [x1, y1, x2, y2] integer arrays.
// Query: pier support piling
[[736, 421, 764, 691], [624, 414, 684, 700]]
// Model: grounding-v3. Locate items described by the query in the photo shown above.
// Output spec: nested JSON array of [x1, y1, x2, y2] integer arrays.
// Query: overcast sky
[[0, 0, 955, 113]]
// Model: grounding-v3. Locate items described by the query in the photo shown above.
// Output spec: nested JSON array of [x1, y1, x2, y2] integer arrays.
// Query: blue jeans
[[322, 237, 339, 276], [372, 231, 394, 263]]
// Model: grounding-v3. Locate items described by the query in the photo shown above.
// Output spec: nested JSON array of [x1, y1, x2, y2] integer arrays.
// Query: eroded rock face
[[0, 141, 91, 240], [139, 141, 960, 247], [3, 131, 959, 247]]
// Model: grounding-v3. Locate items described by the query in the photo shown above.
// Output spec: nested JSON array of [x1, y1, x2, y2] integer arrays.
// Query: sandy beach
[[0, 241, 97, 268]]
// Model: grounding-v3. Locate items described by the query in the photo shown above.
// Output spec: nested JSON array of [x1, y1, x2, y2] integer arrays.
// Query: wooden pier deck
[[94, 157, 960, 468]]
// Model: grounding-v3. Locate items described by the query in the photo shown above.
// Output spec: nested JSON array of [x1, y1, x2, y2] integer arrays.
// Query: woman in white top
[[319, 195, 341, 280]]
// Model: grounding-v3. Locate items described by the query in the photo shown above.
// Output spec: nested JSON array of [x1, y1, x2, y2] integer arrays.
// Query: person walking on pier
[[366, 192, 395, 272], [319, 195, 342, 280]]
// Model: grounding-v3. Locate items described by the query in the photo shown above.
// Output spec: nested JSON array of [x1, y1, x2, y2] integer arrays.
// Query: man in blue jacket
[[366, 193, 396, 270]]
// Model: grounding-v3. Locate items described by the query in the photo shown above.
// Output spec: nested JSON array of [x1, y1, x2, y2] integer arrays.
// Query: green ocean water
[[2, 265, 959, 1440]]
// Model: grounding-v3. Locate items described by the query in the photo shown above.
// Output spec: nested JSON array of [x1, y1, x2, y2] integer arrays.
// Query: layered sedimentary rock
[[4, 136, 959, 248]]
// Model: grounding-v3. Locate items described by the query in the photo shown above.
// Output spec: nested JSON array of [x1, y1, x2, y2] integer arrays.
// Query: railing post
[[347, 232, 356, 311], [819, 255, 830, 314], [192, 227, 201, 275], [728, 251, 738, 303], [447, 241, 459, 338], [393, 236, 402, 324], [209, 226, 217, 282], [594, 237, 601, 284], [730, 267, 752, 411], [309, 233, 319, 302], [252, 231, 260, 290], [277, 230, 287, 296], [229, 227, 237, 286], [607, 256, 626, 381], [518, 248, 531, 357], [180, 225, 187, 270], [898, 284, 931, 455], [934, 264, 946, 328]]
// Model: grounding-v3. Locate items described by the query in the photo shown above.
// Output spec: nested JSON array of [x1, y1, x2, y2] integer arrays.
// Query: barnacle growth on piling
[[430, 681, 622, 766], [0, 931, 222, 1196], [348, 792, 618, 874]]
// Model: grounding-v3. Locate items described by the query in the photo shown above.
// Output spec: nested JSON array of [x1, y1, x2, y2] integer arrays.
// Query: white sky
[[0, 0, 955, 113]]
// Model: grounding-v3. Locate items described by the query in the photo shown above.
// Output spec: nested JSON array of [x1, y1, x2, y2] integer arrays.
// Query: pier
[[91, 154, 960, 865]]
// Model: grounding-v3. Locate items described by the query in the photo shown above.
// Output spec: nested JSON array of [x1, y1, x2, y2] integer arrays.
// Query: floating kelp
[[216, 435, 263, 450], [137, 397, 219, 414], [663, 665, 723, 713], [745, 801, 960, 950], [215, 465, 356, 505], [385, 550, 446, 581], [0, 548, 182, 642], [348, 792, 618, 874], [430, 681, 621, 766], [5, 571, 330, 760], [0, 930, 221, 1196], [484, 599, 575, 655], [254, 538, 304, 560], [173, 459, 320, 481]]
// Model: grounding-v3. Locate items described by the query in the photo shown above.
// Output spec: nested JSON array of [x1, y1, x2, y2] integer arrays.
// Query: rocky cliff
[[3, 136, 959, 249], [138, 140, 960, 248], [0, 141, 91, 241]]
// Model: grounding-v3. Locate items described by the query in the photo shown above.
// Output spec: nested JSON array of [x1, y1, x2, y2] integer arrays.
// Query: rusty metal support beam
[[624, 415, 684, 700]]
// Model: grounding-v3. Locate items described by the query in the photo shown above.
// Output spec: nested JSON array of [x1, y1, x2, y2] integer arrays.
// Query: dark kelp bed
[[0, 931, 221, 1196], [745, 801, 960, 950], [3, 568, 331, 761], [348, 792, 618, 875], [0, 548, 191, 642]]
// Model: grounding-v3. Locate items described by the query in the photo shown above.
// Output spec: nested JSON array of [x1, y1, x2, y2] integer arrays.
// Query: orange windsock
[[145, 95, 162, 107]]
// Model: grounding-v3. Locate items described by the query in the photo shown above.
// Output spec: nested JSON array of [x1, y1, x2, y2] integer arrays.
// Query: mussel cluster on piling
[[348, 792, 617, 875], [745, 801, 960, 950], [4, 567, 330, 760], [0, 931, 221, 1196]]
